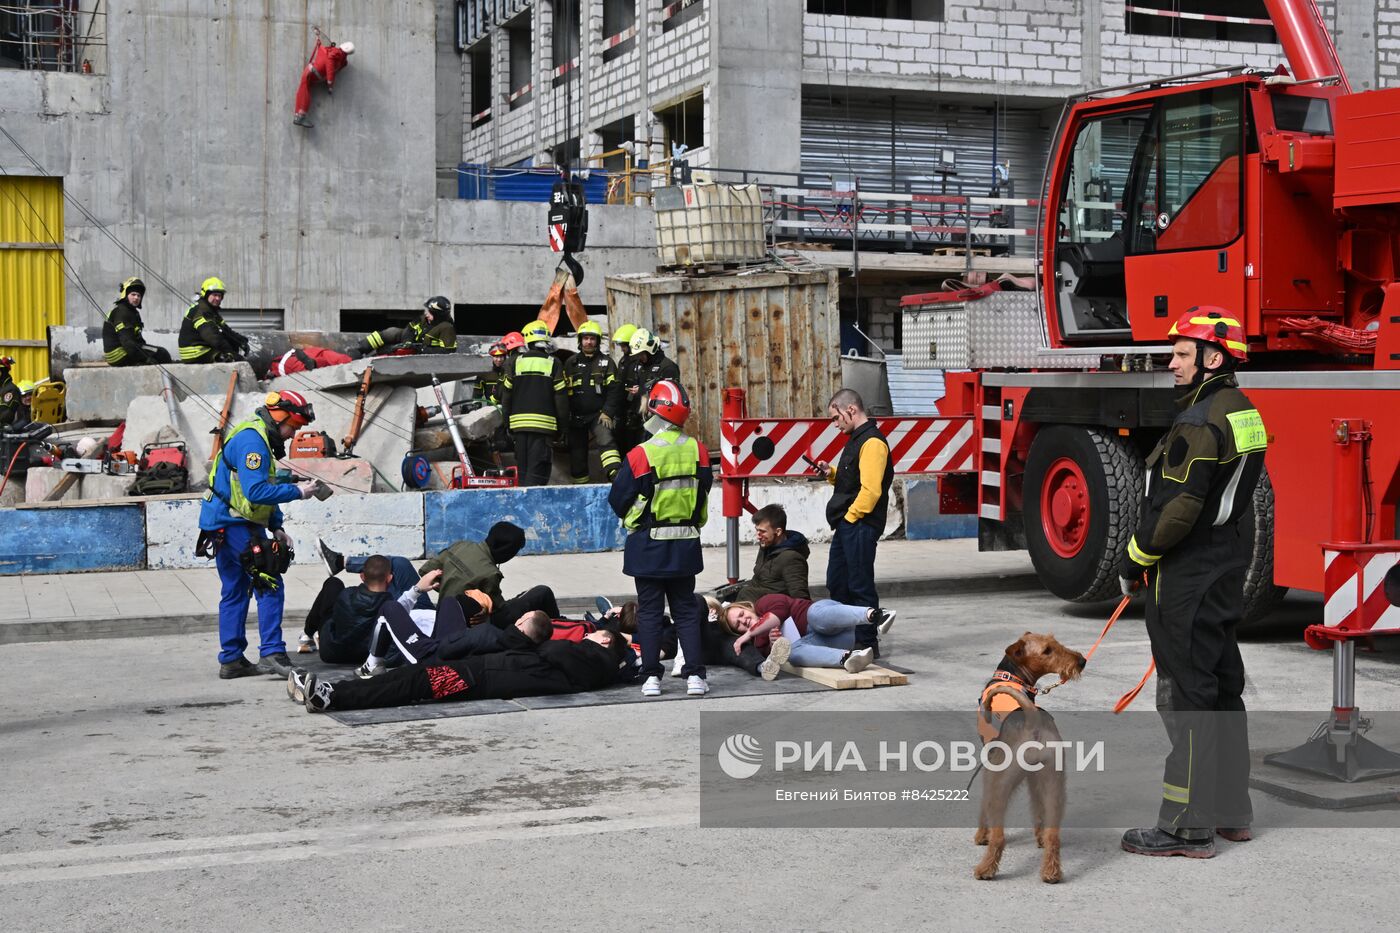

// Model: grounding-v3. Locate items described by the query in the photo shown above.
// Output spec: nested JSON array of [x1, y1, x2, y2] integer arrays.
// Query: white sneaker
[[355, 660, 386, 679], [670, 646, 687, 678], [296, 633, 317, 654], [844, 647, 875, 673], [871, 608, 897, 635], [641, 675, 662, 697], [687, 675, 709, 697], [759, 636, 791, 681]]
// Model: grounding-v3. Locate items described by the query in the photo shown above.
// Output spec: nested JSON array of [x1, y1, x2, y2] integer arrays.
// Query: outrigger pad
[[304, 661, 832, 726]]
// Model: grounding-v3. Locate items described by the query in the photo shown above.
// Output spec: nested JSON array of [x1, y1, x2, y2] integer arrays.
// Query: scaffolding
[[0, 0, 106, 73]]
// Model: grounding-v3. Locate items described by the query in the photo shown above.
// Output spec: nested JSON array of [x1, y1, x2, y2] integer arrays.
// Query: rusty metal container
[[605, 268, 841, 453]]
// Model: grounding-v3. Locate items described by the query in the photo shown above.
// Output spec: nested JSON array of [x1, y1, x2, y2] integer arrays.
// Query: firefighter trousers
[[1146, 524, 1253, 838], [512, 431, 554, 486], [567, 414, 621, 482]]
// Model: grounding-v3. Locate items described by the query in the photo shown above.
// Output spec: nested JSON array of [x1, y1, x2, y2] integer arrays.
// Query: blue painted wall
[[902, 478, 978, 541], [424, 485, 628, 555], [0, 505, 146, 573]]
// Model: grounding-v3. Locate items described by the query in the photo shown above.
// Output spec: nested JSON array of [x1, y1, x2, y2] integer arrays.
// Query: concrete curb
[[0, 572, 1042, 646]]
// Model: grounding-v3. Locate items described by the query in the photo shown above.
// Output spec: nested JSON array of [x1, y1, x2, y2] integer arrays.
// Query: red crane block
[[720, 416, 975, 479]]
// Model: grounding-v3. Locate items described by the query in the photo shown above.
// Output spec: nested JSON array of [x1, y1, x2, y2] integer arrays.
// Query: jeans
[[346, 555, 433, 609], [787, 599, 866, 667], [826, 519, 880, 650]]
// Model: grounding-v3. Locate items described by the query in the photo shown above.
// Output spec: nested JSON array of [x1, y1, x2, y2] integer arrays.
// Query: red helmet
[[265, 389, 315, 427], [488, 341, 508, 359], [646, 379, 690, 426], [500, 331, 525, 352], [1168, 306, 1248, 360]]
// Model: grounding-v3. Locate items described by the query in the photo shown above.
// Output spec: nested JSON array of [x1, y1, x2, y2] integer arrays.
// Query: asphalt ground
[[2, 575, 1398, 931]]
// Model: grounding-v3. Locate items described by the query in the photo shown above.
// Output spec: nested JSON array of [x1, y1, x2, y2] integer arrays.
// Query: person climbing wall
[[293, 28, 354, 128]]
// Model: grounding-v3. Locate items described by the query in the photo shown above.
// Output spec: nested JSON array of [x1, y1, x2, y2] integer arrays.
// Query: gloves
[[272, 528, 292, 548], [1120, 572, 1145, 598], [598, 412, 615, 429]]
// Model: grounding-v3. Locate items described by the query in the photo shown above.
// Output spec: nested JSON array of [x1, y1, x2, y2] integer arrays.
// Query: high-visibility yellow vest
[[624, 427, 704, 540], [206, 418, 276, 525]]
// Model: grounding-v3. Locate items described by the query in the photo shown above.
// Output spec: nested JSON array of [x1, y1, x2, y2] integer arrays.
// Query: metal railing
[[0, 0, 106, 74]]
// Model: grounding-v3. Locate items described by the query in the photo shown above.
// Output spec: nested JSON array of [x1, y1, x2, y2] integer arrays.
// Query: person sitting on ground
[[291, 628, 637, 713], [717, 594, 897, 674], [715, 504, 811, 603]]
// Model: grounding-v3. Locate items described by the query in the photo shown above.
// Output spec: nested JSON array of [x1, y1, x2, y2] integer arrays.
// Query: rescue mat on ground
[[285, 658, 834, 726]]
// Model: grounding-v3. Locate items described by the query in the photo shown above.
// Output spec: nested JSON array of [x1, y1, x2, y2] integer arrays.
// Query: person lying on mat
[[289, 628, 638, 713], [715, 594, 898, 675], [357, 585, 545, 674]]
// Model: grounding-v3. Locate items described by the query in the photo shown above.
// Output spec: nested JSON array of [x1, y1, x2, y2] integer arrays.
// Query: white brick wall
[[1380, 0, 1400, 84], [1099, 0, 1280, 86]]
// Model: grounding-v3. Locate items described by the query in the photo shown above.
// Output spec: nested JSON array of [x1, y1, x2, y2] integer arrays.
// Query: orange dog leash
[[1039, 588, 1155, 712]]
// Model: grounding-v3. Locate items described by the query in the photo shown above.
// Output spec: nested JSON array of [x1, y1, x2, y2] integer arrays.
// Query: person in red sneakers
[[293, 29, 354, 127]]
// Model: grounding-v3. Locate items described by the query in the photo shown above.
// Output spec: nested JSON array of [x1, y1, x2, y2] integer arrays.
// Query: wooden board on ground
[[933, 246, 992, 257], [780, 662, 910, 690]]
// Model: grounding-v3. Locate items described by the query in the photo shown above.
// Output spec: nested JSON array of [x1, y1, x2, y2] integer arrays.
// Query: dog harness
[[977, 668, 1038, 745]]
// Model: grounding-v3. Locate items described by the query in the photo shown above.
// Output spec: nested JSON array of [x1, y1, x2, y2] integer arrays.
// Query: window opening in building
[[552, 0, 580, 85], [1, 1, 107, 73], [661, 0, 703, 33], [507, 14, 533, 110], [469, 39, 492, 127], [656, 93, 703, 153], [602, 0, 638, 61], [220, 309, 286, 331], [806, 0, 943, 20], [340, 310, 421, 334], [597, 116, 636, 172], [1125, 1, 1275, 44]]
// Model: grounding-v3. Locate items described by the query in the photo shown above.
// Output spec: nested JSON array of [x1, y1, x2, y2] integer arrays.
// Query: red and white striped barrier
[[600, 25, 638, 50], [508, 82, 533, 103], [720, 416, 974, 479], [1124, 4, 1271, 27], [1320, 546, 1400, 638]]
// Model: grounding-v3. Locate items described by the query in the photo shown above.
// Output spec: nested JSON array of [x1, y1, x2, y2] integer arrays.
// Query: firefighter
[[104, 277, 172, 366], [628, 329, 681, 440], [611, 323, 639, 451], [0, 357, 20, 429], [356, 296, 457, 356], [200, 390, 329, 680], [179, 277, 249, 364], [500, 320, 568, 486], [293, 30, 354, 128], [475, 340, 509, 406], [1118, 307, 1265, 859], [608, 380, 712, 698], [563, 320, 623, 483]]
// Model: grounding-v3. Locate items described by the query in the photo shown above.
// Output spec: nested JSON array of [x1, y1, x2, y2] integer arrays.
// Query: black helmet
[[424, 295, 452, 319], [121, 276, 146, 297]]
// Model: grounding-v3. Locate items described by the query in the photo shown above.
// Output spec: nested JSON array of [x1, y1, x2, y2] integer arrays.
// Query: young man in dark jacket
[[300, 554, 396, 664], [295, 628, 636, 712], [729, 504, 811, 603]]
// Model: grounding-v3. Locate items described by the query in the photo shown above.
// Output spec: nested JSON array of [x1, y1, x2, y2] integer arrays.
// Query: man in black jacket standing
[[815, 388, 892, 656]]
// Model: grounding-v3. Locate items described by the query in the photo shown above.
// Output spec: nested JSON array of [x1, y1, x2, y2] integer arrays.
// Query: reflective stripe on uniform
[[180, 345, 213, 361], [105, 347, 127, 363], [509, 413, 557, 432], [1127, 536, 1160, 567]]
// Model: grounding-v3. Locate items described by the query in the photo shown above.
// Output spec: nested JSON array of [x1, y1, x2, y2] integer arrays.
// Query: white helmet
[[339, 41, 355, 55]]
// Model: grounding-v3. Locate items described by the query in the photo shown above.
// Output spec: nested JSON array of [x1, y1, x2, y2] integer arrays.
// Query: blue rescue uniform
[[199, 414, 302, 664]]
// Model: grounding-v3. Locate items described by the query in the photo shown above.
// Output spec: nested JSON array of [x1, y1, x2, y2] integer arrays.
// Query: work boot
[[219, 656, 258, 680], [318, 539, 345, 576], [292, 113, 314, 128], [1120, 827, 1215, 858], [256, 652, 295, 677]]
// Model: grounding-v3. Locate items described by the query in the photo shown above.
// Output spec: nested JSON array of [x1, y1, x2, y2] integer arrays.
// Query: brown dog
[[973, 632, 1087, 884]]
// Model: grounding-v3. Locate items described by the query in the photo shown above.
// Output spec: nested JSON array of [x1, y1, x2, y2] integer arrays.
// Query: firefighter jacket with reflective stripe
[[179, 298, 239, 361], [825, 420, 893, 530], [419, 321, 457, 353], [610, 426, 713, 578], [501, 347, 568, 434], [635, 352, 681, 398], [474, 367, 505, 406], [1123, 373, 1267, 575], [103, 299, 152, 364], [564, 350, 622, 421], [199, 415, 301, 530]]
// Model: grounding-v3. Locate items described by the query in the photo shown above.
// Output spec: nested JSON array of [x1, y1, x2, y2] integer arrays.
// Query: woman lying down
[[708, 594, 897, 676]]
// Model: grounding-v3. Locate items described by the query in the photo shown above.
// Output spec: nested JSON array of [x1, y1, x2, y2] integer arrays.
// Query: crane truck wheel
[[1241, 468, 1288, 629], [1023, 425, 1142, 603]]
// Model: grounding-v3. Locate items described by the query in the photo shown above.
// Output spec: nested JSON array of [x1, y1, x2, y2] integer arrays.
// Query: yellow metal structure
[[0, 176, 65, 385]]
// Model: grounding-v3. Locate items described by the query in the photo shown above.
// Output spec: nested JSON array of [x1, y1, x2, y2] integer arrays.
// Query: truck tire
[[1241, 469, 1288, 628], [1023, 425, 1143, 603]]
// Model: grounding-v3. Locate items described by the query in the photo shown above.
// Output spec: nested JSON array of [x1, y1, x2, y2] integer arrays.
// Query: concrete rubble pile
[[8, 347, 499, 507]]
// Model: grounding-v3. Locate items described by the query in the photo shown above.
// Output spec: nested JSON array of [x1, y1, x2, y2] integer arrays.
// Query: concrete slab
[[282, 457, 374, 495], [266, 354, 491, 393], [81, 472, 138, 500], [24, 466, 81, 503], [122, 392, 266, 487], [0, 481, 24, 507], [0, 503, 146, 573], [64, 362, 257, 422]]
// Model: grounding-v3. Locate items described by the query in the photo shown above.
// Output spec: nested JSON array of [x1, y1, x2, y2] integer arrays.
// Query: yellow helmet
[[611, 323, 637, 345], [200, 276, 227, 296], [522, 320, 550, 344], [577, 320, 603, 338], [629, 328, 659, 356], [120, 276, 146, 297], [16, 380, 36, 396]]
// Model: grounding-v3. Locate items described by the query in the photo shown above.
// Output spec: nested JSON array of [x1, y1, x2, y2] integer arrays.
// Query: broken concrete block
[[282, 457, 374, 495], [281, 492, 427, 565], [0, 481, 24, 507], [64, 362, 257, 422], [123, 392, 265, 488], [25, 466, 81, 502], [80, 472, 138, 500]]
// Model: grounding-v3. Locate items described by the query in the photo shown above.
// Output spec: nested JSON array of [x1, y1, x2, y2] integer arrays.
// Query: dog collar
[[989, 669, 1038, 697]]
